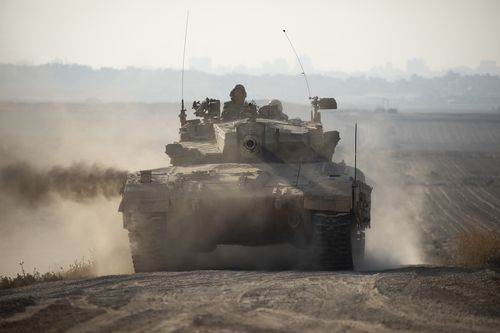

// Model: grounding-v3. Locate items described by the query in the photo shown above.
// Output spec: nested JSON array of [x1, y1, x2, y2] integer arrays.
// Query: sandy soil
[[1, 267, 499, 333]]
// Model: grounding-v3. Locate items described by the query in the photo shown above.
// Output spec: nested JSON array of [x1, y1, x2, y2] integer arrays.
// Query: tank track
[[127, 212, 170, 272], [127, 211, 198, 272], [312, 213, 354, 270]]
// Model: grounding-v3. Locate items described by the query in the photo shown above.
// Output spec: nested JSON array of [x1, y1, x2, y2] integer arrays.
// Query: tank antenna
[[179, 11, 189, 126], [354, 123, 358, 182], [282, 29, 311, 99]]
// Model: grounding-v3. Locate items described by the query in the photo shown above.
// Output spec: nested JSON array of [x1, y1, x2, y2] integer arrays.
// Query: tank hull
[[120, 161, 371, 271]]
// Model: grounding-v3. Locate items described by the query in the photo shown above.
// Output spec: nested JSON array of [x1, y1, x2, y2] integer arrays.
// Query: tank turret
[[166, 97, 341, 165]]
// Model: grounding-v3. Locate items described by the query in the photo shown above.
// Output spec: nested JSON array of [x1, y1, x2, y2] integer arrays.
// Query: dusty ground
[[1, 267, 499, 333]]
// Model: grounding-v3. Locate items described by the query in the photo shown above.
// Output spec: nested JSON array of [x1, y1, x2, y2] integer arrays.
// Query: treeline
[[1, 63, 500, 109]]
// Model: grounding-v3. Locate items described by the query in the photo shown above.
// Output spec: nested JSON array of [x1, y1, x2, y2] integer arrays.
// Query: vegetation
[[2, 63, 500, 106], [455, 229, 500, 269], [0, 257, 96, 290]]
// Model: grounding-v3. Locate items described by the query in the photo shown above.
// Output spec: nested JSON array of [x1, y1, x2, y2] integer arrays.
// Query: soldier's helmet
[[268, 99, 283, 113], [230, 84, 247, 99]]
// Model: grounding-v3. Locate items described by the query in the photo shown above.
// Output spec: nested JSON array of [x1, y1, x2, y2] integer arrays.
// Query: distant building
[[477, 60, 500, 75], [367, 62, 405, 80], [406, 58, 431, 77], [261, 58, 290, 74], [189, 57, 213, 73]]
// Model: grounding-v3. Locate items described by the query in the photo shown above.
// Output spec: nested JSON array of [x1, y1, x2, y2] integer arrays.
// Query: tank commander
[[221, 84, 257, 120], [258, 99, 288, 121]]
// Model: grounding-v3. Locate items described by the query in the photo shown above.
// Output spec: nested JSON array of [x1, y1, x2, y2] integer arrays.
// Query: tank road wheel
[[312, 213, 354, 270]]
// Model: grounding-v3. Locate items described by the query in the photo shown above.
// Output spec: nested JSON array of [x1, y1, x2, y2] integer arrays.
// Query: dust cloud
[[0, 102, 179, 277], [0, 162, 127, 207], [327, 113, 427, 269], [0, 161, 132, 276], [361, 151, 426, 268]]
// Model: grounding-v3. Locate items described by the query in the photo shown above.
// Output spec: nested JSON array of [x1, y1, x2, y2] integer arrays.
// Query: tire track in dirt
[[1, 268, 499, 333]]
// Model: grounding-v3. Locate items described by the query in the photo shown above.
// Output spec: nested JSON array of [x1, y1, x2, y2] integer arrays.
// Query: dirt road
[[1, 267, 499, 332]]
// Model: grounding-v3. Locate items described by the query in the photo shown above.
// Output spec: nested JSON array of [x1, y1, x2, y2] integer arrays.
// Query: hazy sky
[[1, 0, 499, 73]]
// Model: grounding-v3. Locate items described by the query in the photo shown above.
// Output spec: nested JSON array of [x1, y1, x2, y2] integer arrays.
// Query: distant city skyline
[[1, 0, 499, 75], [185, 56, 500, 78], [7, 57, 499, 80]]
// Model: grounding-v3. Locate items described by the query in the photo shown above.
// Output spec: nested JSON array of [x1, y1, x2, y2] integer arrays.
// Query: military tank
[[119, 94, 372, 272]]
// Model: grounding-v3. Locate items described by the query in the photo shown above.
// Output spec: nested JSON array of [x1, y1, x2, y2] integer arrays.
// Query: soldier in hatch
[[221, 84, 257, 120], [258, 99, 288, 121]]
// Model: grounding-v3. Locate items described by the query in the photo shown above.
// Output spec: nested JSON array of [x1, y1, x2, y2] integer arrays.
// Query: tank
[[119, 96, 372, 272]]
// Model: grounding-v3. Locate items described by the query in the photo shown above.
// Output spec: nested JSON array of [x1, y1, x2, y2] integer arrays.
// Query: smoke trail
[[0, 162, 128, 207]]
